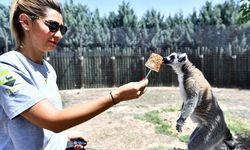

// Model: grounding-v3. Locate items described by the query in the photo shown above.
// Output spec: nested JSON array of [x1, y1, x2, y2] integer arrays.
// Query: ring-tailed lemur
[[163, 52, 235, 150]]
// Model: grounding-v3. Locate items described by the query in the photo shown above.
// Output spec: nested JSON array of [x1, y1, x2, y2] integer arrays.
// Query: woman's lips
[[49, 40, 57, 46]]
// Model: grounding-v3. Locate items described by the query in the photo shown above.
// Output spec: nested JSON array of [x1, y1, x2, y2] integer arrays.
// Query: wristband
[[110, 91, 116, 105]]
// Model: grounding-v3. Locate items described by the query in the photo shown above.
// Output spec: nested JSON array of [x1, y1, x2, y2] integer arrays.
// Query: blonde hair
[[10, 0, 62, 47]]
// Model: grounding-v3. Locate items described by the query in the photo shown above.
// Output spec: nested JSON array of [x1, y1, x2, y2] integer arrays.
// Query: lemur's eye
[[170, 55, 175, 60]]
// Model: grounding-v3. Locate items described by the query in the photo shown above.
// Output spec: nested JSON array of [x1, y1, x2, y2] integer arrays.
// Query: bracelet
[[110, 91, 116, 105]]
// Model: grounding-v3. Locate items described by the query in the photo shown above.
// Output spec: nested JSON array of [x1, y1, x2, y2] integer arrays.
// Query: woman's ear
[[19, 13, 31, 31]]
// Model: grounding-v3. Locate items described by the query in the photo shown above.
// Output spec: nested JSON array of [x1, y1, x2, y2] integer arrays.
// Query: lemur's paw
[[176, 118, 184, 132], [176, 124, 183, 132]]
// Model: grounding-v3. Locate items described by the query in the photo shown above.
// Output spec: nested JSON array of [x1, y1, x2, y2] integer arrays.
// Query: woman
[[0, 0, 148, 150]]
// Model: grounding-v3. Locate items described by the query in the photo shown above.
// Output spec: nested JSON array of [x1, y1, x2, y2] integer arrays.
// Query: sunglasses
[[29, 15, 67, 35], [44, 20, 68, 35]]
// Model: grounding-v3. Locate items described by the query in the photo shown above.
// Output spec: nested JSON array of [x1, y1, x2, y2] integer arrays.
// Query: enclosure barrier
[[46, 47, 250, 90]]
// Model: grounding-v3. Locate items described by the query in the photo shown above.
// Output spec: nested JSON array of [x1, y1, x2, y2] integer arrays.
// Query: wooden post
[[200, 54, 204, 73], [111, 56, 116, 87], [231, 55, 237, 87], [5, 36, 8, 53], [140, 56, 146, 78], [45, 56, 50, 63], [78, 56, 84, 88]]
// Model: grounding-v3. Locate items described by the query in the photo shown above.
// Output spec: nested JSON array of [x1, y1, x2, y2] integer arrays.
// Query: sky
[[0, 0, 238, 18]]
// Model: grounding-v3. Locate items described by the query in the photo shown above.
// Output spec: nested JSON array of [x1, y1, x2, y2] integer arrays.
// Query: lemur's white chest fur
[[174, 68, 187, 102], [173, 64, 199, 123], [178, 77, 187, 103]]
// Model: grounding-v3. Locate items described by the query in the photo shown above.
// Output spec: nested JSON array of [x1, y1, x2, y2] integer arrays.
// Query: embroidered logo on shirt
[[0, 70, 21, 96], [0, 70, 16, 86], [3, 75, 16, 86]]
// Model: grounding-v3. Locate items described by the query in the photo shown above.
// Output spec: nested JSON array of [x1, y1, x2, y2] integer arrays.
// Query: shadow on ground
[[235, 134, 250, 150], [172, 134, 250, 150]]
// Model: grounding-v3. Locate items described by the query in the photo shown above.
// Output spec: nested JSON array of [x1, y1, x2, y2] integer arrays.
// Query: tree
[[219, 0, 240, 25], [105, 2, 138, 28], [141, 9, 164, 29], [116, 1, 138, 27], [239, 0, 250, 23], [0, 4, 11, 53]]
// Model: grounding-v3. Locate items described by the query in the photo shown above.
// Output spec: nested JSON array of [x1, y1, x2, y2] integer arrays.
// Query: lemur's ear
[[178, 53, 187, 62]]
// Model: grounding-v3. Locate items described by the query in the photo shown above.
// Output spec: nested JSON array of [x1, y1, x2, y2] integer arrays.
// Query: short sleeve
[[0, 69, 47, 119]]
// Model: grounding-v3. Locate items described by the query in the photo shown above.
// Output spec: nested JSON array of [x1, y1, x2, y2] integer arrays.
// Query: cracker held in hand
[[145, 53, 163, 72]]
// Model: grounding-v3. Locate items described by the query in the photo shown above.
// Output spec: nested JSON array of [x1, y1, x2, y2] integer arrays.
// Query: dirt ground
[[60, 87, 250, 150]]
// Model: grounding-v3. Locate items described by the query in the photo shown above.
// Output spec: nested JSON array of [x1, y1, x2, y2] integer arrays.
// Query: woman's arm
[[21, 79, 148, 133]]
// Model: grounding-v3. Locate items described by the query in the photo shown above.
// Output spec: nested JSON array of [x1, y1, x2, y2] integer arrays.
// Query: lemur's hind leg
[[189, 126, 200, 142], [224, 127, 236, 150], [188, 126, 224, 150]]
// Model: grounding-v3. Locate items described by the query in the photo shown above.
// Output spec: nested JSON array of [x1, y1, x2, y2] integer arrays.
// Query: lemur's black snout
[[163, 57, 171, 64]]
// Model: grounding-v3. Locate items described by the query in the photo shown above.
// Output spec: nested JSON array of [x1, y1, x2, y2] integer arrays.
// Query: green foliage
[[142, 110, 173, 135], [179, 134, 189, 143], [225, 112, 250, 136], [155, 122, 173, 135], [239, 0, 250, 23], [140, 108, 250, 144], [141, 9, 165, 28], [144, 110, 162, 124], [0, 0, 249, 54], [161, 107, 179, 112], [138, 108, 190, 143], [0, 4, 9, 27]]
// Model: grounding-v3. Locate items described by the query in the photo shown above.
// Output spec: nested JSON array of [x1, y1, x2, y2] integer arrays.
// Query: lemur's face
[[163, 52, 188, 68]]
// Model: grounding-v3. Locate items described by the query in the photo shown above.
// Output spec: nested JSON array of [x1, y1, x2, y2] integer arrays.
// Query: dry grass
[[61, 87, 250, 150]]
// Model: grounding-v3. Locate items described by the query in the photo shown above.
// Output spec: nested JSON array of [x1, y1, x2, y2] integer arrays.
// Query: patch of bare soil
[[60, 87, 250, 150]]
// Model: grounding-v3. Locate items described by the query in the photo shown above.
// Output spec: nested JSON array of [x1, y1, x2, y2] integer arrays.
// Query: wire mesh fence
[[46, 46, 250, 90]]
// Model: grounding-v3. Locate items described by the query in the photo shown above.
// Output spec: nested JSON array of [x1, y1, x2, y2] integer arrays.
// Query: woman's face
[[28, 8, 65, 52]]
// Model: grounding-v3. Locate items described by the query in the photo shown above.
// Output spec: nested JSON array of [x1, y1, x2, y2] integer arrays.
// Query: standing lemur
[[163, 52, 235, 150]]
